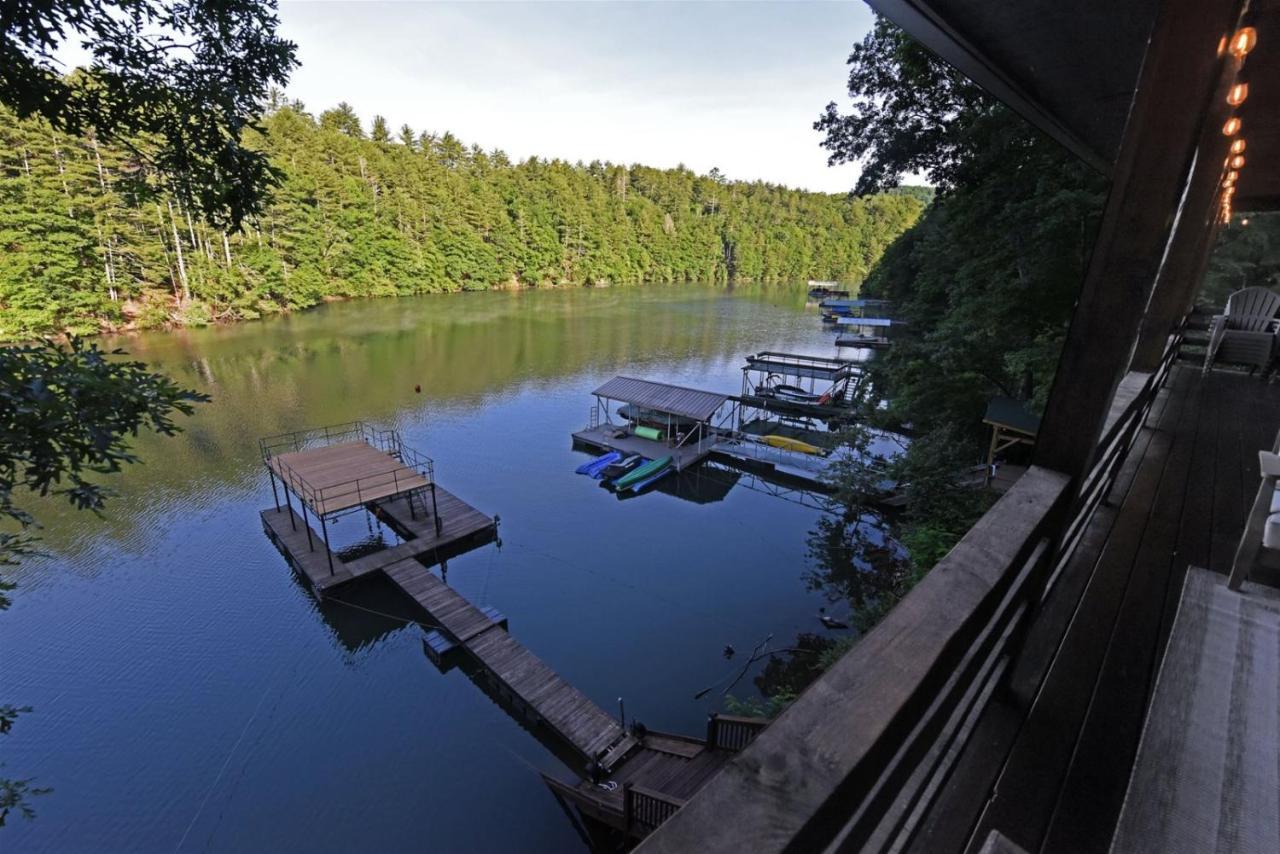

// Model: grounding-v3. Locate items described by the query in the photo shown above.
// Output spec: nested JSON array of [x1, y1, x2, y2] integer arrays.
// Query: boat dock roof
[[592, 376, 729, 423], [819, 298, 892, 309], [742, 351, 860, 382], [836, 316, 894, 327]]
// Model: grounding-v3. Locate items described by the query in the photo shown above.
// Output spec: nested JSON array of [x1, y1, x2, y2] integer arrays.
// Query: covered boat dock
[[739, 351, 865, 423], [572, 376, 732, 472]]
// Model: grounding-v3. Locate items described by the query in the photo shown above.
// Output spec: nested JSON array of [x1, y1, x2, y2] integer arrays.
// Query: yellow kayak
[[761, 435, 823, 455]]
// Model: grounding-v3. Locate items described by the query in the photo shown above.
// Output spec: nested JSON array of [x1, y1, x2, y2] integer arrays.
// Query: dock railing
[[625, 784, 688, 836], [260, 421, 437, 520], [705, 713, 770, 752]]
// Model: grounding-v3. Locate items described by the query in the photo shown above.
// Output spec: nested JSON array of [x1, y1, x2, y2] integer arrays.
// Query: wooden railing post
[[622, 781, 633, 831], [706, 713, 719, 750], [1033, 0, 1242, 482]]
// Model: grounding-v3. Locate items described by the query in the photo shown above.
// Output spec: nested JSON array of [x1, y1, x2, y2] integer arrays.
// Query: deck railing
[[261, 421, 436, 519], [636, 331, 1187, 854], [705, 713, 770, 752], [625, 784, 687, 836], [1046, 325, 1182, 594]]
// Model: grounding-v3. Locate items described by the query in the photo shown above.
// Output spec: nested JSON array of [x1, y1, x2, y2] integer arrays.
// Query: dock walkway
[[381, 559, 630, 765]]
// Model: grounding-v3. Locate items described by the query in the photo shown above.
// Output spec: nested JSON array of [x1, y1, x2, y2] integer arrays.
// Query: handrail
[[706, 713, 770, 752], [261, 422, 436, 518], [637, 467, 1070, 853], [637, 321, 1187, 854], [627, 784, 687, 836]]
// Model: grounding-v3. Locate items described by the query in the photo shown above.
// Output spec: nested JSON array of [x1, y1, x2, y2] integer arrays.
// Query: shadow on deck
[[917, 366, 1280, 853]]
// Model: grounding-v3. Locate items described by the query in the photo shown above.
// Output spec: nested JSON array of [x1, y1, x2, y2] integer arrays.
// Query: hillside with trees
[[0, 100, 925, 339]]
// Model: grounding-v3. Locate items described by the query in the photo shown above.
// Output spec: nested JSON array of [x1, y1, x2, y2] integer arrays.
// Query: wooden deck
[[1111, 567, 1280, 854], [546, 717, 767, 840], [572, 426, 715, 472], [268, 440, 430, 515], [261, 486, 495, 591], [913, 365, 1280, 854]]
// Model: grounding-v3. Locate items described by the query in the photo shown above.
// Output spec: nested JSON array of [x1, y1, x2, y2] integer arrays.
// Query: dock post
[[268, 469, 281, 511], [320, 513, 335, 574], [430, 482, 442, 537], [621, 782, 633, 832], [301, 502, 314, 551], [282, 484, 297, 531]]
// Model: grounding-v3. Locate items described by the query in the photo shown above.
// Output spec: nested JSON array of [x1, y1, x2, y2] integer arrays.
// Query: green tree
[[815, 17, 1105, 573], [1, 0, 297, 229]]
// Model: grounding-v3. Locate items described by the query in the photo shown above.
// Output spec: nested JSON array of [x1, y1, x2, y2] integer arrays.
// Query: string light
[[1230, 139, 1247, 155], [1223, 117, 1242, 135], [1227, 82, 1249, 106], [1230, 154, 1246, 169], [1230, 27, 1258, 58], [1224, 171, 1238, 185]]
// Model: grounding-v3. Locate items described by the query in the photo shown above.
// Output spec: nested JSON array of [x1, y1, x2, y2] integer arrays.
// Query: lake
[[2, 283, 892, 852]]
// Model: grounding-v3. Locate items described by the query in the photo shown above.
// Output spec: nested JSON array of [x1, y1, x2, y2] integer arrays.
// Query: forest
[[0, 100, 925, 339]]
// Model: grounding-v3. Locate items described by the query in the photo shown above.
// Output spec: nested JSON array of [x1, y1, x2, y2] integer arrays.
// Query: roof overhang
[[592, 376, 729, 423]]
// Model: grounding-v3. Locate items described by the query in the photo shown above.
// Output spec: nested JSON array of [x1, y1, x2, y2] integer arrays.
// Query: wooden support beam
[[1034, 0, 1244, 478], [1130, 45, 1245, 371]]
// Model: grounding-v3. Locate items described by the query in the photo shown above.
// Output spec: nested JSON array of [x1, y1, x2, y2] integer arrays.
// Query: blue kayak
[[576, 450, 622, 478]]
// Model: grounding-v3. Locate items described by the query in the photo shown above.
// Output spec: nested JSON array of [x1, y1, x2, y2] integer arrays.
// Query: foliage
[[0, 102, 926, 339], [0, 0, 297, 229], [0, 338, 209, 525], [891, 425, 995, 573], [1202, 212, 1280, 307], [819, 18, 1105, 439]]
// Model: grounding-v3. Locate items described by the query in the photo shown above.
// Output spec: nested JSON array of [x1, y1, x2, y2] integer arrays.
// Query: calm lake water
[[3, 283, 886, 852]]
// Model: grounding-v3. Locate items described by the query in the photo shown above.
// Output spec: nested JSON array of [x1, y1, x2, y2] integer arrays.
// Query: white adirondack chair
[[1228, 435, 1280, 590], [1203, 286, 1280, 374]]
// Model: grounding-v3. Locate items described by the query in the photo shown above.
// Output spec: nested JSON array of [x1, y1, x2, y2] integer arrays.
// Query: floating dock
[[259, 422, 496, 591], [572, 376, 733, 473]]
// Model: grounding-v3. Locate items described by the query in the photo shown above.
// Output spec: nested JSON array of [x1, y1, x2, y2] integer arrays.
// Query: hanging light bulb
[[1223, 116, 1242, 135], [1230, 138, 1247, 155], [1227, 82, 1249, 106], [1230, 27, 1258, 58], [1230, 154, 1246, 169]]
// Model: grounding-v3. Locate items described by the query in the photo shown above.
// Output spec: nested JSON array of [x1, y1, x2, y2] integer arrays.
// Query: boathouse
[[639, 1, 1280, 852], [573, 376, 731, 472]]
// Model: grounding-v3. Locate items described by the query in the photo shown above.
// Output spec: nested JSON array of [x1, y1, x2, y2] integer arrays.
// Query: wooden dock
[[261, 486, 496, 591], [572, 425, 716, 472], [381, 558, 634, 767], [544, 714, 769, 840]]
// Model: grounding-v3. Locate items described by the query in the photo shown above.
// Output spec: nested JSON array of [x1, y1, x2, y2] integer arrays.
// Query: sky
[[272, 1, 876, 193]]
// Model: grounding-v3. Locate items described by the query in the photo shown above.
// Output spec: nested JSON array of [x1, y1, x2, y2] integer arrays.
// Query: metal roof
[[592, 376, 729, 423]]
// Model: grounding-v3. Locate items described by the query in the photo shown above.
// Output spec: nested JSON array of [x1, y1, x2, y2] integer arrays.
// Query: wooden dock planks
[[268, 441, 431, 515], [260, 485, 496, 591], [381, 558, 627, 765]]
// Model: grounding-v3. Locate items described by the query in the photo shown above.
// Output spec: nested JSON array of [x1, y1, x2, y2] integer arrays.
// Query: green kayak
[[612, 456, 671, 490]]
